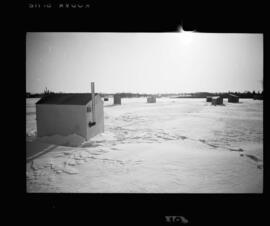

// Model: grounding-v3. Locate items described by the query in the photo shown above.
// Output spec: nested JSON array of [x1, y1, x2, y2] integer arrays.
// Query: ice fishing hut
[[228, 94, 239, 103], [206, 96, 212, 102], [211, 96, 223, 105], [147, 96, 156, 103], [36, 82, 104, 140], [114, 94, 121, 105]]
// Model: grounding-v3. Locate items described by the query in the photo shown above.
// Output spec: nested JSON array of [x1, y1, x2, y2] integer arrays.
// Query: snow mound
[[36, 133, 86, 147]]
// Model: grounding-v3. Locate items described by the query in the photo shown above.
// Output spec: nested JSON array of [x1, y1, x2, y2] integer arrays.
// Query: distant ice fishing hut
[[36, 82, 104, 141], [206, 96, 212, 102], [228, 94, 239, 103], [114, 94, 121, 105], [147, 96, 156, 103], [211, 96, 223, 105]]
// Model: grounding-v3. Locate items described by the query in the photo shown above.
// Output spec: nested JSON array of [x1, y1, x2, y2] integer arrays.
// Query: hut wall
[[228, 95, 239, 103], [211, 97, 223, 105], [206, 97, 212, 102], [86, 96, 104, 140], [36, 104, 87, 138], [114, 95, 121, 105], [147, 96, 156, 103]]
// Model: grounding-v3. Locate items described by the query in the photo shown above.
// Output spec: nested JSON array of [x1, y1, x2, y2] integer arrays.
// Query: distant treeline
[[174, 91, 263, 99], [26, 87, 53, 98], [100, 93, 149, 98], [25, 92, 149, 98], [26, 90, 263, 100]]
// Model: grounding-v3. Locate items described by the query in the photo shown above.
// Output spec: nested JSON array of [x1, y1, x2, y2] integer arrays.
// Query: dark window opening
[[89, 121, 96, 127], [87, 106, 91, 112]]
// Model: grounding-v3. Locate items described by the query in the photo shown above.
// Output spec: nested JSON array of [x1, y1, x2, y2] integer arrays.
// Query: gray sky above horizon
[[26, 32, 263, 94]]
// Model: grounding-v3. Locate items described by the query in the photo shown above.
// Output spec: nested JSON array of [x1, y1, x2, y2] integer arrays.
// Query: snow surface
[[26, 97, 263, 193], [36, 134, 86, 147]]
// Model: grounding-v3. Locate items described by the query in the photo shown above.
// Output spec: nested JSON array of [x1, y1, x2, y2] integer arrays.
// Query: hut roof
[[36, 93, 98, 105], [228, 94, 239, 98]]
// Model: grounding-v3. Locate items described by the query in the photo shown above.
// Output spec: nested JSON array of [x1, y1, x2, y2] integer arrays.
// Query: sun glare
[[178, 25, 194, 46]]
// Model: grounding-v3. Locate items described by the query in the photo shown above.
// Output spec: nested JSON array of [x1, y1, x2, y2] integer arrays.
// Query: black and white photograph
[[26, 31, 263, 193], [20, 1, 267, 224]]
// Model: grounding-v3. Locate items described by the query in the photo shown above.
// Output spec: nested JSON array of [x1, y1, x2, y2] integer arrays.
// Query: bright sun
[[178, 25, 194, 46]]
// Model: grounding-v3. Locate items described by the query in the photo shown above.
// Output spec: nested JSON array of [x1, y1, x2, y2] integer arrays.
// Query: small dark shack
[[228, 94, 239, 103], [206, 96, 212, 102], [253, 95, 263, 100], [147, 96, 156, 103], [104, 97, 109, 101], [211, 96, 223, 105], [114, 94, 121, 105]]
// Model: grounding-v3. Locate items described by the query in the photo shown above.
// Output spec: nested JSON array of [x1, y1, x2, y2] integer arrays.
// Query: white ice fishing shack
[[36, 83, 104, 140]]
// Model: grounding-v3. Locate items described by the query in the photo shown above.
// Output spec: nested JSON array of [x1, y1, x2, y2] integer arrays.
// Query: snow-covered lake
[[26, 97, 263, 193]]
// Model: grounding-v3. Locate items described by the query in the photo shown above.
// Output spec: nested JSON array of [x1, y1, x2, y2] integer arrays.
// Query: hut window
[[89, 121, 96, 127], [87, 106, 91, 112]]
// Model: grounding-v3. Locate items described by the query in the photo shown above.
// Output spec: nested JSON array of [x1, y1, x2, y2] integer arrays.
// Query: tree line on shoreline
[[26, 89, 263, 100]]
